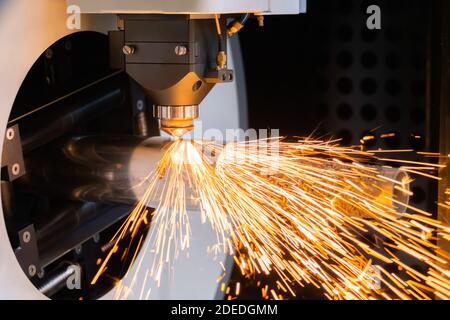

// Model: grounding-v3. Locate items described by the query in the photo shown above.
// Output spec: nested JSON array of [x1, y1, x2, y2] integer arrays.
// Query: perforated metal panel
[[326, 0, 428, 149], [323, 0, 432, 214], [236, 0, 436, 299], [241, 0, 433, 212]]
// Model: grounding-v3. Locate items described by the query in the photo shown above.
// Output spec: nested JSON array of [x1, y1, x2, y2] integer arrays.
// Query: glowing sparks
[[93, 137, 450, 300]]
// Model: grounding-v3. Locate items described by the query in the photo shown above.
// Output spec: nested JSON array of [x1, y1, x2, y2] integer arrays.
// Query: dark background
[[240, 0, 429, 146]]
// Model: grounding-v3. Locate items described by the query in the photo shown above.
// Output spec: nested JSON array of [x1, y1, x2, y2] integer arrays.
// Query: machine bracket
[[204, 69, 234, 84], [14, 225, 41, 279], [1, 124, 26, 182]]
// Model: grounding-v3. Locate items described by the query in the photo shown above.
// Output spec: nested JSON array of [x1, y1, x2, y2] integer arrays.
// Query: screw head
[[136, 100, 145, 111], [174, 45, 187, 56], [22, 231, 31, 243], [122, 45, 135, 56], [75, 245, 82, 255], [12, 163, 20, 176], [6, 128, 15, 140], [37, 269, 45, 279], [93, 233, 100, 243], [45, 49, 53, 59], [28, 265, 37, 277]]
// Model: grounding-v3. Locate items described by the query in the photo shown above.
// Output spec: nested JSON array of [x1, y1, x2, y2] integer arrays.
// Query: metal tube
[[9, 72, 126, 153], [331, 167, 410, 218], [36, 202, 102, 251], [20, 136, 171, 207], [376, 168, 411, 214], [21, 136, 411, 215], [37, 203, 133, 268]]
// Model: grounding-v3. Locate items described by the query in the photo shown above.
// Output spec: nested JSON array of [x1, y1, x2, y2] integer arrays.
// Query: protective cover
[[66, 0, 306, 14]]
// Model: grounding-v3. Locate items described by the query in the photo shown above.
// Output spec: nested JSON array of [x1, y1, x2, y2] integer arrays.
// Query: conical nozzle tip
[[155, 105, 198, 139], [161, 127, 193, 138]]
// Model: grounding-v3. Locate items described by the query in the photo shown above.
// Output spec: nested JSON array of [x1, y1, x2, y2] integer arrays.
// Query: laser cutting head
[[75, 2, 305, 138], [154, 105, 199, 138], [67, 2, 306, 139], [114, 15, 233, 138]]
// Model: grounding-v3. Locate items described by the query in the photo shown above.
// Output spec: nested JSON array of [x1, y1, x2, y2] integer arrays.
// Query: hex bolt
[[28, 265, 37, 277], [12, 163, 20, 176], [6, 128, 15, 140], [122, 45, 135, 56], [174, 45, 188, 56]]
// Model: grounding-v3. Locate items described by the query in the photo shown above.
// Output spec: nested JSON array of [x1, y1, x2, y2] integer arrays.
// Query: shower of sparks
[[92, 137, 450, 300], [91, 140, 230, 288]]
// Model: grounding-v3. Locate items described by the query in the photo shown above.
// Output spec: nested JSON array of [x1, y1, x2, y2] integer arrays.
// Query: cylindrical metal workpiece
[[331, 167, 411, 218], [9, 73, 126, 153], [20, 136, 173, 208]]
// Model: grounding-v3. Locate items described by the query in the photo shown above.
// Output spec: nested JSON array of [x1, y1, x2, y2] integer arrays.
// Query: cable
[[214, 14, 227, 70], [227, 13, 251, 38]]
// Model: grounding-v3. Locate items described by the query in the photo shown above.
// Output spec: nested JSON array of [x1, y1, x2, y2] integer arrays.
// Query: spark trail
[[92, 137, 450, 300]]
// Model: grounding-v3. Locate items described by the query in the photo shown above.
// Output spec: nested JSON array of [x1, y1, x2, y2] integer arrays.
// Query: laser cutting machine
[[0, 0, 306, 299], [2, 0, 450, 301]]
